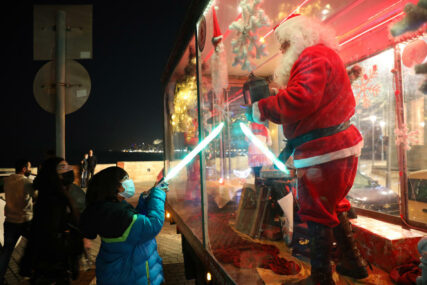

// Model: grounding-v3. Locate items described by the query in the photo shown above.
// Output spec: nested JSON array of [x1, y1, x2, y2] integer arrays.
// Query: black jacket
[[81, 158, 88, 171], [88, 155, 97, 171], [29, 191, 83, 275]]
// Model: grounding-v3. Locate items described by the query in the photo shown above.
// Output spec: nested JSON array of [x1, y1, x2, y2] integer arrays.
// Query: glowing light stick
[[164, 122, 225, 182], [240, 122, 289, 174]]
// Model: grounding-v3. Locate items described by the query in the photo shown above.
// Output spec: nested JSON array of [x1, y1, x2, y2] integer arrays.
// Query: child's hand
[[156, 180, 169, 192]]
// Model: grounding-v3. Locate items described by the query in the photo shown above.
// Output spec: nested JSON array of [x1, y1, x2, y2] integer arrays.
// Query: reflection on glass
[[165, 39, 203, 241], [348, 49, 400, 216], [246, 122, 273, 177], [400, 38, 427, 224], [164, 1, 427, 283]]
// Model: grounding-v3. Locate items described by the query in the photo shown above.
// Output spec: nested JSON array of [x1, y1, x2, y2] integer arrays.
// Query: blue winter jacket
[[80, 187, 166, 285]]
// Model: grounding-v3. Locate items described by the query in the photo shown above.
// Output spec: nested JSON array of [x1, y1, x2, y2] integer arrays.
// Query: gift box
[[351, 216, 424, 272]]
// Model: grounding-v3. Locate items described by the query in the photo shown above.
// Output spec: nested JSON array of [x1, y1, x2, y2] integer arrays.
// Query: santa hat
[[212, 7, 223, 46], [274, 14, 301, 44]]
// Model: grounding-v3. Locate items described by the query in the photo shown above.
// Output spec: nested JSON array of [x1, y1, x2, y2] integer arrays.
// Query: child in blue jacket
[[80, 166, 167, 285]]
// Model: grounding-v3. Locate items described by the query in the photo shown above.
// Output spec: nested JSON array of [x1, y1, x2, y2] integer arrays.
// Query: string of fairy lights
[[171, 75, 198, 136]]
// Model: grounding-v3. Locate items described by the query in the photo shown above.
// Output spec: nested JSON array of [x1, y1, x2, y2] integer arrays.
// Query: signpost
[[33, 5, 92, 158]]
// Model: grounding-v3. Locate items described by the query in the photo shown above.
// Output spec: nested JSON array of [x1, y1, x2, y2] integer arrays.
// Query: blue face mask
[[119, 179, 135, 199]]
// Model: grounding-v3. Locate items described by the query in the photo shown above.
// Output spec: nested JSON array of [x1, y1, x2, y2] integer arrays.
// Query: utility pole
[[33, 5, 92, 159], [56, 10, 66, 158]]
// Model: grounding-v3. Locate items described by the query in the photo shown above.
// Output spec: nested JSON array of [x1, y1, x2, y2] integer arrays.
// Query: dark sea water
[[0, 150, 164, 168], [67, 150, 164, 166]]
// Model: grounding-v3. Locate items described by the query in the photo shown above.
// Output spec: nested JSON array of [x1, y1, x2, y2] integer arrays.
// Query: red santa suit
[[255, 29, 363, 227]]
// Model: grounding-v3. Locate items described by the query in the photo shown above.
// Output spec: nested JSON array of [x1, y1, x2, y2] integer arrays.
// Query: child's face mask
[[119, 179, 135, 199]]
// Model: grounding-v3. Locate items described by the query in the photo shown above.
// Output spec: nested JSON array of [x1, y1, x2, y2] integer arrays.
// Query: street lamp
[[370, 115, 377, 167], [380, 121, 385, 161]]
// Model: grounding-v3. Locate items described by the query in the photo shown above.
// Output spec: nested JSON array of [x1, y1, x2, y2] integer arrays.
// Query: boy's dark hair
[[85, 166, 128, 207], [15, 159, 29, 173]]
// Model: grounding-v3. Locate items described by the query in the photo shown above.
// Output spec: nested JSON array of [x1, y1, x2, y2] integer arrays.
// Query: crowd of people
[[0, 149, 168, 285]]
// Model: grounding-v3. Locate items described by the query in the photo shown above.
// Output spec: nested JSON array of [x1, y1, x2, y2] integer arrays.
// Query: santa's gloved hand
[[270, 88, 278, 96], [244, 104, 255, 122], [142, 180, 169, 199], [243, 102, 264, 123]]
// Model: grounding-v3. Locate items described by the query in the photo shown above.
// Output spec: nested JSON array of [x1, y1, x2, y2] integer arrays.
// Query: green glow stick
[[164, 122, 225, 182], [240, 122, 289, 174]]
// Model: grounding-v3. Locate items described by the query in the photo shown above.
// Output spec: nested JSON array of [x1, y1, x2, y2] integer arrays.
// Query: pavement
[[2, 221, 195, 285]]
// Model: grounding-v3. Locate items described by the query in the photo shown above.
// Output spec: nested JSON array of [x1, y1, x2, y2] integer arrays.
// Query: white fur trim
[[274, 15, 337, 51], [273, 15, 337, 87], [293, 140, 364, 168], [252, 102, 263, 123]]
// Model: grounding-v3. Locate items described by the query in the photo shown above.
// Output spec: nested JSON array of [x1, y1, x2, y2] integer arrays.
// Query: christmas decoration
[[390, 1, 427, 94], [211, 7, 228, 95], [229, 0, 270, 71], [394, 124, 419, 150], [390, 0, 427, 37], [352, 64, 381, 108], [171, 47, 198, 137], [171, 75, 197, 134], [213, 102, 232, 118], [402, 39, 427, 68]]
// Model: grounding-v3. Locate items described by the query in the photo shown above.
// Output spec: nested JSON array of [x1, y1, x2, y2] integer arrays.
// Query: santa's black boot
[[307, 221, 335, 285], [333, 211, 369, 279]]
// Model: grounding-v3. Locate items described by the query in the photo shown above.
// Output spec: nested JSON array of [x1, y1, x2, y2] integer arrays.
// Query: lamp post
[[370, 115, 377, 167], [380, 121, 385, 161]]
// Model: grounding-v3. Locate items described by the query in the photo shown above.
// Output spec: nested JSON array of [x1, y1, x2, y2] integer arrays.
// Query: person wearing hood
[[79, 166, 168, 285], [0, 159, 34, 285]]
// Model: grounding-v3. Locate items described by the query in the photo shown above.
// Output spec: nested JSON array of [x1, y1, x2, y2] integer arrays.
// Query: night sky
[[1, 1, 191, 167]]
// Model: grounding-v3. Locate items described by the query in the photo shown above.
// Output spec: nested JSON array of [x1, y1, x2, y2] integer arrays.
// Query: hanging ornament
[[352, 64, 381, 108], [211, 7, 229, 95], [394, 124, 419, 150], [229, 0, 271, 71]]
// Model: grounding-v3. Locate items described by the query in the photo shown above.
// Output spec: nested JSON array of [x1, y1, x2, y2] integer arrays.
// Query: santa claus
[[249, 14, 368, 284]]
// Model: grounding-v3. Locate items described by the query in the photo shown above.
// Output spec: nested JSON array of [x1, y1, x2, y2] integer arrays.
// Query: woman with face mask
[[21, 157, 83, 284], [79, 166, 168, 285]]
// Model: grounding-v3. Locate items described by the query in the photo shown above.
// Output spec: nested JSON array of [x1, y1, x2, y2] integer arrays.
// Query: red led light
[[339, 12, 404, 47]]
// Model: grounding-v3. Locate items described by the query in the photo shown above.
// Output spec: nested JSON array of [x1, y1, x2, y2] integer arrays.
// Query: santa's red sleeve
[[257, 52, 329, 124]]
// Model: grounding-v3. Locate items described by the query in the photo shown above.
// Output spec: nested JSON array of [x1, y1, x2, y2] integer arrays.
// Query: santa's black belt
[[278, 121, 351, 164]]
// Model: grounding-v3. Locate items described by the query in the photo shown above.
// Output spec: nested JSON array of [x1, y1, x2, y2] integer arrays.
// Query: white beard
[[273, 47, 301, 87], [211, 42, 228, 95]]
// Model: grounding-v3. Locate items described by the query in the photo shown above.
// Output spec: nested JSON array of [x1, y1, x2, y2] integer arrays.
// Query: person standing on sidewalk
[[0, 159, 34, 285], [80, 167, 168, 285], [80, 153, 89, 188], [87, 149, 97, 181], [28, 158, 83, 284]]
